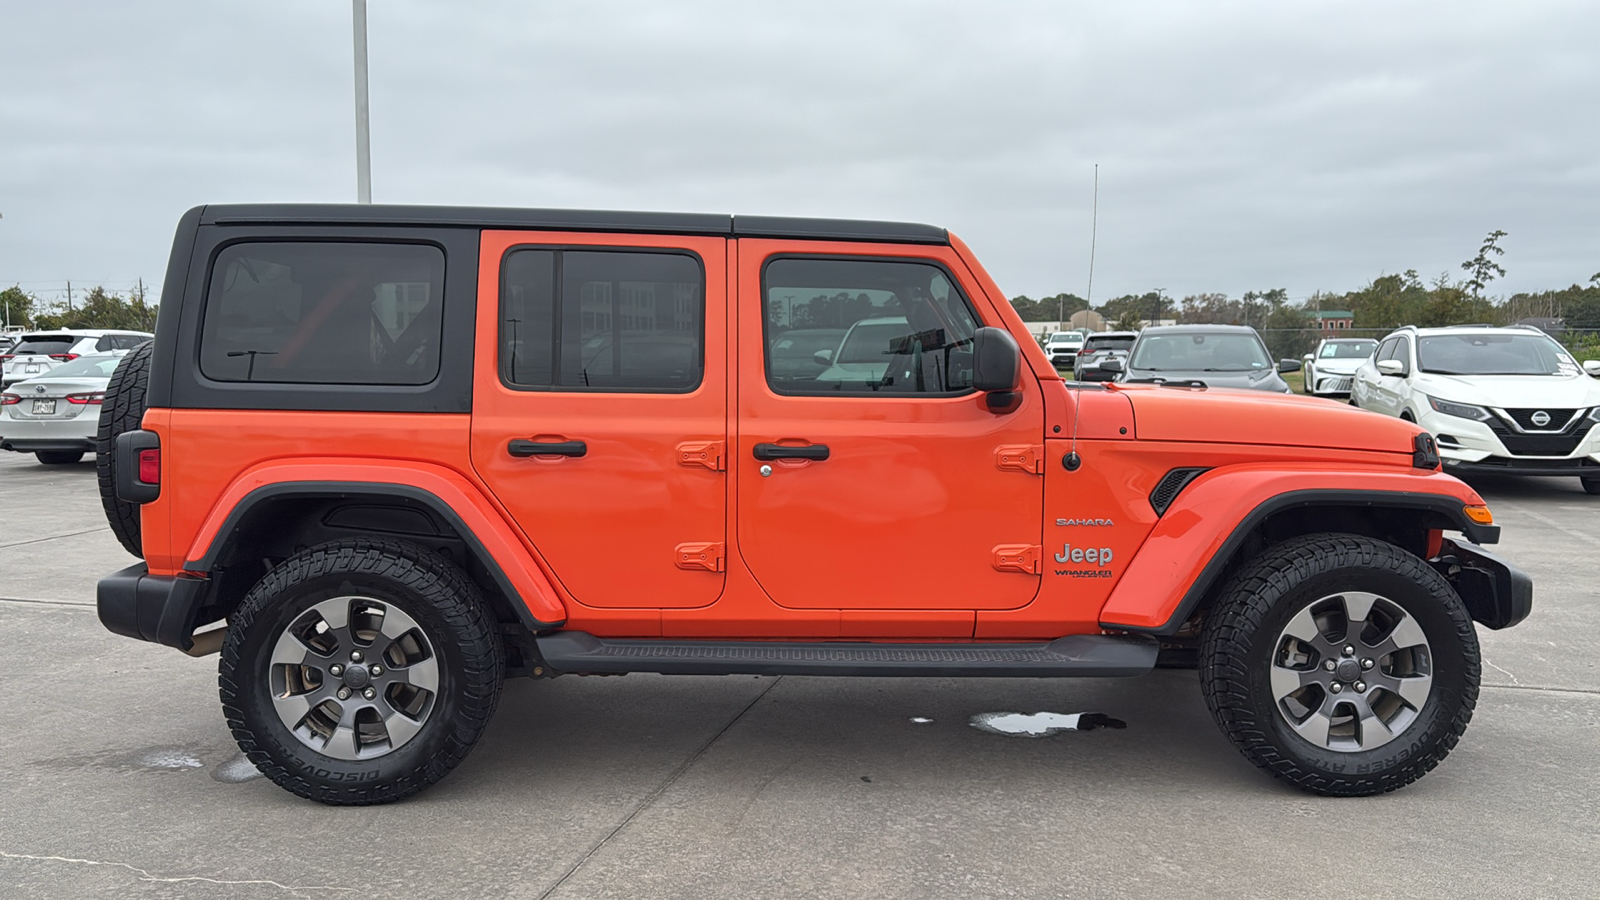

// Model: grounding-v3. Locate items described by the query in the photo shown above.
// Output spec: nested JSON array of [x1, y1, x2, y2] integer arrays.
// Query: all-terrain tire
[[96, 340, 153, 558], [219, 538, 505, 805], [1199, 532, 1480, 796], [36, 450, 85, 465]]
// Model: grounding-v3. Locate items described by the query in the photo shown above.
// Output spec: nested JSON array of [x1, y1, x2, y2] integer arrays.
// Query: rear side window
[[199, 242, 445, 385], [499, 249, 704, 392]]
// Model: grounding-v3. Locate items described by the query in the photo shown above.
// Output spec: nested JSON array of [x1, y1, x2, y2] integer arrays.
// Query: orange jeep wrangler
[[96, 204, 1530, 805]]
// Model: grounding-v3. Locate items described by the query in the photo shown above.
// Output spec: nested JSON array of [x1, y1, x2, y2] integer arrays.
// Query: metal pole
[[352, 0, 372, 203]]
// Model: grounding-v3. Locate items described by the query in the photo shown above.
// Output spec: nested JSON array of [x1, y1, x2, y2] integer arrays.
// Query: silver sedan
[[0, 352, 125, 465]]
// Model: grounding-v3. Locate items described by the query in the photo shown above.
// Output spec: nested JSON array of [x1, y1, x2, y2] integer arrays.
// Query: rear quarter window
[[198, 242, 445, 385]]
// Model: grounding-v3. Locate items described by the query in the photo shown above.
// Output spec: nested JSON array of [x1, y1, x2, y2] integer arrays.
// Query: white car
[[0, 329, 151, 388], [1043, 330, 1086, 368], [1301, 337, 1378, 396], [0, 352, 128, 464], [1351, 325, 1600, 492]]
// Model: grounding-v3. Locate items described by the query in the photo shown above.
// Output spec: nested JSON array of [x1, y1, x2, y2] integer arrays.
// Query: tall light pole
[[352, 0, 372, 203]]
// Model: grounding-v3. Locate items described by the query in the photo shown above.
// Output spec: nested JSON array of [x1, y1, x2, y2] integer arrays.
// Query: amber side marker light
[[1463, 504, 1494, 525]]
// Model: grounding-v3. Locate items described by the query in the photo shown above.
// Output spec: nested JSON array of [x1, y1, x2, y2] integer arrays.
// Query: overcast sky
[[3, 0, 1597, 309]]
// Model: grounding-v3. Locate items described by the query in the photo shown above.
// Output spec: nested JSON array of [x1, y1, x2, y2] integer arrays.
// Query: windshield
[[771, 329, 846, 361], [1085, 335, 1135, 352], [1047, 333, 1082, 346], [837, 321, 911, 364], [12, 335, 77, 356], [1129, 332, 1271, 372], [1417, 333, 1579, 376], [1319, 340, 1377, 360], [44, 355, 122, 378]]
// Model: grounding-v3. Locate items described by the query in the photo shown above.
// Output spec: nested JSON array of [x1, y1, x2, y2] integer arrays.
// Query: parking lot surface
[[1, 450, 1595, 899]]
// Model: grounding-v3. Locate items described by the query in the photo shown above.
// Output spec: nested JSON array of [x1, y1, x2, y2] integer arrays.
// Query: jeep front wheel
[[219, 539, 504, 805], [1199, 533, 1479, 796]]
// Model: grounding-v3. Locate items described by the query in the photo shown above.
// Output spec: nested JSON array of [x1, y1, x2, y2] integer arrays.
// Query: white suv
[[1, 329, 152, 388], [1043, 330, 1085, 368], [1351, 325, 1600, 492]]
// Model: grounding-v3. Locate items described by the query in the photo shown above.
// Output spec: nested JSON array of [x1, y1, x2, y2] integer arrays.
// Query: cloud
[[2, 0, 1596, 305]]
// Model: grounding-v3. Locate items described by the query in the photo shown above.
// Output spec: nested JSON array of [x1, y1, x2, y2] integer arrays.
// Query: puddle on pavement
[[969, 711, 1127, 737], [34, 745, 214, 774], [211, 753, 263, 783]]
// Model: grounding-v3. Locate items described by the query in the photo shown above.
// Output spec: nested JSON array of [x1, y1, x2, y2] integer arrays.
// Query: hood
[[1123, 367, 1287, 392], [1414, 372, 1600, 410], [1116, 383, 1421, 456]]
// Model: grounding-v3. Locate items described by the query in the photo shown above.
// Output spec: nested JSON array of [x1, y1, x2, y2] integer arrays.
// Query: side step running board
[[534, 632, 1159, 678]]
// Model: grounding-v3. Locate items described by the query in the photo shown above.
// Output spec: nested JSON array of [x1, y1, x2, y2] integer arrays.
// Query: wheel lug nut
[[370, 665, 383, 676], [330, 664, 344, 677], [1355, 681, 1367, 693], [1330, 683, 1343, 693], [1342, 645, 1355, 657], [350, 650, 364, 662], [363, 688, 377, 701], [337, 687, 351, 701], [1323, 660, 1336, 672], [1361, 658, 1374, 670]]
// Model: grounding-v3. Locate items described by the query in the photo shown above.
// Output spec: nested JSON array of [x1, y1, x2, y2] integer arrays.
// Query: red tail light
[[0, 393, 19, 406], [0, 354, 14, 362], [49, 353, 80, 362], [138, 448, 161, 484], [67, 391, 106, 405]]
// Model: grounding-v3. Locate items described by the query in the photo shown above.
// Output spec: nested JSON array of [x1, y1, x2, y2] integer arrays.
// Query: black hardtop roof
[[195, 204, 949, 245]]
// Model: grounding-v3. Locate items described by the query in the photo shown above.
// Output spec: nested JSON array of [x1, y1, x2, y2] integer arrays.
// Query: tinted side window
[[1375, 338, 1397, 362], [501, 249, 704, 392], [199, 242, 444, 385], [762, 257, 980, 395], [1393, 337, 1412, 371]]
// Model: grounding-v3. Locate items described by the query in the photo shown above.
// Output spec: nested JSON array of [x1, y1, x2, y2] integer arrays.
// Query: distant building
[[1312, 310, 1354, 335]]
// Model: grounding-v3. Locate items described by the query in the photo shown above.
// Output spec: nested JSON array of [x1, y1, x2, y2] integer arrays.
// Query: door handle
[[509, 439, 587, 458], [753, 443, 829, 461]]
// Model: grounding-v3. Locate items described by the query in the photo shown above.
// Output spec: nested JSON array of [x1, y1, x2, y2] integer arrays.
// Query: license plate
[[24, 366, 41, 374], [31, 399, 55, 415]]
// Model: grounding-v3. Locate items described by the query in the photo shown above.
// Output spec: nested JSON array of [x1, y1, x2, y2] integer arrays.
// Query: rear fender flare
[[1097, 465, 1496, 634], [185, 459, 567, 628]]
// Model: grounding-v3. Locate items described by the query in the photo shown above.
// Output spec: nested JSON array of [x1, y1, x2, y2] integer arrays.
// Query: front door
[[734, 241, 1044, 610], [471, 231, 727, 608]]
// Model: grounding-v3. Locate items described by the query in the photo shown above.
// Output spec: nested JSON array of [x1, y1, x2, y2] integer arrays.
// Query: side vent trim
[[1149, 467, 1211, 516]]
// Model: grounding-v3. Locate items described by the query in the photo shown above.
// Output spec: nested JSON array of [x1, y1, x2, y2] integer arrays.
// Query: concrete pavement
[[0, 452, 1595, 898]]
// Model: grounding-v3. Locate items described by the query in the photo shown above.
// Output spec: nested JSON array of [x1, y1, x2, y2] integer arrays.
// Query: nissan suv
[[1351, 324, 1600, 492]]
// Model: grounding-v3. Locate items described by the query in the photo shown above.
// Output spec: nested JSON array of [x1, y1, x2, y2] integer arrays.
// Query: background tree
[[31, 285, 158, 331], [1, 285, 35, 329], [1461, 229, 1508, 301]]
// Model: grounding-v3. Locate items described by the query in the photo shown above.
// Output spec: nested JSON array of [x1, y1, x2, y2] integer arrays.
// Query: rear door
[[734, 241, 1044, 611], [470, 231, 728, 609]]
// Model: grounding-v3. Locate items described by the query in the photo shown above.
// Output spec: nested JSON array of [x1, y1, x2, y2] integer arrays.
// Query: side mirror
[[971, 327, 1020, 410], [1376, 359, 1405, 377], [812, 349, 833, 366], [1279, 358, 1302, 373], [1584, 360, 1600, 376], [1302, 354, 1313, 364], [1099, 358, 1125, 374]]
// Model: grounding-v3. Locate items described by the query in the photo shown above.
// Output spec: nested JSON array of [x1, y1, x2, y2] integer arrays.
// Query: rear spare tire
[[96, 340, 153, 558]]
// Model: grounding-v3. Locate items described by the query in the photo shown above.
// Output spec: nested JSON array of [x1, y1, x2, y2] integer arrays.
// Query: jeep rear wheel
[[219, 539, 504, 805], [1199, 533, 1479, 796]]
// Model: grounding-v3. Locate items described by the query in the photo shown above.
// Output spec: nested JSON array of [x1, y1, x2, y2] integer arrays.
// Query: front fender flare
[[1097, 465, 1496, 634]]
